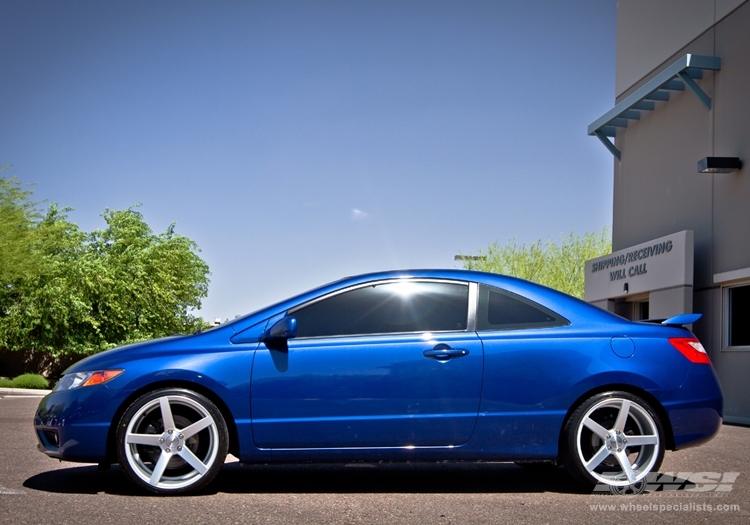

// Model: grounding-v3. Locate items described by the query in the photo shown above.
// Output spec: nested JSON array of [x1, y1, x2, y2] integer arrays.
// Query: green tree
[[82, 206, 211, 347], [0, 178, 210, 360], [460, 227, 612, 299], [0, 204, 91, 357], [0, 171, 44, 285]]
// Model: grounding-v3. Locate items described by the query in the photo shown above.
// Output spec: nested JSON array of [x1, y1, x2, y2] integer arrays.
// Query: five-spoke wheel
[[116, 388, 228, 495], [564, 392, 664, 489]]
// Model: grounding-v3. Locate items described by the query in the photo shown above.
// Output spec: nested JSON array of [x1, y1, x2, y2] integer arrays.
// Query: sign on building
[[585, 230, 694, 303]]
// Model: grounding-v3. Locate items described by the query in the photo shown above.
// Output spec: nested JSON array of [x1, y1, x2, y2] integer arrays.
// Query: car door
[[250, 279, 484, 449], [473, 283, 575, 455]]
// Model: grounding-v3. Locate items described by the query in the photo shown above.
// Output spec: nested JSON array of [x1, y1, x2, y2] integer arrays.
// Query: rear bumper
[[663, 364, 723, 450]]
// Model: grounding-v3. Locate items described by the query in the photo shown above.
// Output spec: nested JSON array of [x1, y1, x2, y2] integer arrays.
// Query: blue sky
[[1, 0, 617, 320]]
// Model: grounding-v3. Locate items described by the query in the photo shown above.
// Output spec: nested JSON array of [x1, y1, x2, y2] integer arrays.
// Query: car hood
[[60, 328, 233, 375]]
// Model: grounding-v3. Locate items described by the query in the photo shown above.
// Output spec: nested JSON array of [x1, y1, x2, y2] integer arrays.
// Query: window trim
[[467, 282, 478, 332]]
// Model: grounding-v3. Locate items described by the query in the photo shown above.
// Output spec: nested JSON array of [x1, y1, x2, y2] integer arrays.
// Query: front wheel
[[116, 388, 229, 495], [563, 391, 664, 490]]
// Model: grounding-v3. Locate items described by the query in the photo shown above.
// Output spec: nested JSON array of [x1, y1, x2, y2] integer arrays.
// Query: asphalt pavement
[[1, 394, 748, 525]]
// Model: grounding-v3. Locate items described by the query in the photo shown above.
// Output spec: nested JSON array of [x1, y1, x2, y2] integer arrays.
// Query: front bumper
[[34, 384, 131, 463]]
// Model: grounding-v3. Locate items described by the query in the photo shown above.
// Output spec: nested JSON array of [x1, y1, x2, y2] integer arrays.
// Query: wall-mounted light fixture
[[623, 283, 629, 294], [697, 157, 742, 173]]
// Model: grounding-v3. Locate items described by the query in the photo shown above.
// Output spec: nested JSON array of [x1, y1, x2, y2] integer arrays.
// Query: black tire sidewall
[[116, 387, 229, 495]]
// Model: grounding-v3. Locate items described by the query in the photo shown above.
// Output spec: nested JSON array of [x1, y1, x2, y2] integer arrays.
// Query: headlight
[[54, 370, 124, 391]]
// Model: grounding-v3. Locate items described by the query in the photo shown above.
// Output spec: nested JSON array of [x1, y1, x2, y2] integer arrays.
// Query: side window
[[477, 284, 568, 331], [727, 283, 750, 348], [292, 281, 469, 338]]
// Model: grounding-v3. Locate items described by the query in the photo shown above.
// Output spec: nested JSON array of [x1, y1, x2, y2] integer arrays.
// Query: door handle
[[423, 345, 470, 360]]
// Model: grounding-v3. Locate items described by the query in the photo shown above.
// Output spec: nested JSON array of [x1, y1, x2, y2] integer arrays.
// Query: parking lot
[[1, 393, 748, 525]]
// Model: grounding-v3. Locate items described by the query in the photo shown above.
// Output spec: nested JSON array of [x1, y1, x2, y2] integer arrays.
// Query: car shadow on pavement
[[213, 462, 584, 495], [24, 461, 605, 496], [25, 460, 701, 497], [24, 464, 144, 496]]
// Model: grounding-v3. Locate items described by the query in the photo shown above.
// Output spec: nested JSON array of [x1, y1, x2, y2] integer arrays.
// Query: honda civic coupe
[[34, 270, 722, 495]]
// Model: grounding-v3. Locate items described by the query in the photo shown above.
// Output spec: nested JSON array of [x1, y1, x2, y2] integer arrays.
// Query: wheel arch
[[557, 383, 675, 459], [105, 380, 241, 464]]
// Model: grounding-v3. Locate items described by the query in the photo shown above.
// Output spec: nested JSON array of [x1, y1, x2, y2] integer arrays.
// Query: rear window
[[477, 284, 568, 331]]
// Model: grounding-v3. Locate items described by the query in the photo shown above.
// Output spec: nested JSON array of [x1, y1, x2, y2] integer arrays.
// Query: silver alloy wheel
[[574, 397, 660, 486], [123, 394, 220, 491]]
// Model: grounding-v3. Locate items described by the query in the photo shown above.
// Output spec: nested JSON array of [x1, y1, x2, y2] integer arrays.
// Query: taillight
[[669, 338, 711, 364]]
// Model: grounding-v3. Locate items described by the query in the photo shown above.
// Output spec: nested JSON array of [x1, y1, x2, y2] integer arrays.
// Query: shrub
[[12, 373, 49, 389], [0, 378, 14, 388]]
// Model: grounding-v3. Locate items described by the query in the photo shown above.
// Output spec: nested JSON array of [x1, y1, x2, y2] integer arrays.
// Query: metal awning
[[588, 54, 721, 159]]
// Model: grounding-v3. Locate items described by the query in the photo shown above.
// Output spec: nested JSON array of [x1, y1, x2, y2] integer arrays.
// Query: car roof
[[223, 269, 627, 334]]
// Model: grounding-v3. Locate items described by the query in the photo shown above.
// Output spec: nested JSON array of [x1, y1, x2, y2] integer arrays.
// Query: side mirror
[[262, 316, 297, 342]]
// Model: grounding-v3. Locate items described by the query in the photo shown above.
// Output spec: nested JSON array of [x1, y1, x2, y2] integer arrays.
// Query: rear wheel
[[116, 388, 229, 495], [563, 392, 664, 490]]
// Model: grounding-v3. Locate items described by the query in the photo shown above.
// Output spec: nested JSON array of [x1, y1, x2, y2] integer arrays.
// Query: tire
[[116, 388, 229, 495], [563, 391, 664, 490]]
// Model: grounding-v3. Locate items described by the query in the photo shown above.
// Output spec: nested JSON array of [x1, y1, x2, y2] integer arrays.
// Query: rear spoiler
[[642, 313, 702, 327]]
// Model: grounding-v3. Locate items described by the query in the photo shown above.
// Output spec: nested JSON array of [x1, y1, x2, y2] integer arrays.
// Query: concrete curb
[[0, 387, 52, 396]]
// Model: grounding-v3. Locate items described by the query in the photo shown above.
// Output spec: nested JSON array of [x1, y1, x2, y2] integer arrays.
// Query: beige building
[[585, 0, 750, 424]]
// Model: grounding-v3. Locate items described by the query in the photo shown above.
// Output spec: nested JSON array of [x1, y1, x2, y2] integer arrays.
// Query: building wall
[[612, 28, 715, 288], [615, 0, 745, 97], [610, 0, 750, 423], [712, 9, 750, 274]]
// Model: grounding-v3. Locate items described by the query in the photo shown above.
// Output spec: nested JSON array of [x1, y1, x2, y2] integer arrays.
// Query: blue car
[[34, 270, 722, 495]]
